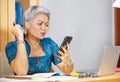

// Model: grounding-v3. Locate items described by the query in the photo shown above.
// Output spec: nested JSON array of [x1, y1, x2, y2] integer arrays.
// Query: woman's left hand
[[57, 43, 71, 61], [57, 43, 73, 74]]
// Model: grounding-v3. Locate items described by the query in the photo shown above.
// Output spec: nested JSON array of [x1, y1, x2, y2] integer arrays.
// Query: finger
[[15, 25, 24, 34], [16, 24, 21, 28], [63, 45, 70, 52], [61, 47, 67, 54], [66, 43, 70, 50], [59, 47, 65, 53], [57, 52, 62, 56], [61, 48, 69, 57], [11, 27, 19, 38], [58, 50, 65, 56]]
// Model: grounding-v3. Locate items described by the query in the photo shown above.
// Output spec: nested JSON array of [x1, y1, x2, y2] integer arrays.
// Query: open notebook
[[5, 72, 78, 81], [6, 72, 62, 79], [79, 45, 120, 77]]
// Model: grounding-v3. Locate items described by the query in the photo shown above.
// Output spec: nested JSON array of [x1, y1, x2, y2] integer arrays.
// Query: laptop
[[79, 45, 120, 77]]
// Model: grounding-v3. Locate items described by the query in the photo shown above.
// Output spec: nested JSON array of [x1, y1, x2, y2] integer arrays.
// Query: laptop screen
[[98, 45, 120, 76]]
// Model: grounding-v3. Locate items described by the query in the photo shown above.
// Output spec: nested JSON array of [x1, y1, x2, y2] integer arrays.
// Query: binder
[[15, 2, 24, 26]]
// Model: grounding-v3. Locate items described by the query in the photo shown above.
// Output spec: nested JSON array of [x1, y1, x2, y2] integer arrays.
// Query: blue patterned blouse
[[5, 38, 62, 75]]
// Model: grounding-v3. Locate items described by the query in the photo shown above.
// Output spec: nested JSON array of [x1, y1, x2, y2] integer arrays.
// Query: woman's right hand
[[11, 24, 24, 40]]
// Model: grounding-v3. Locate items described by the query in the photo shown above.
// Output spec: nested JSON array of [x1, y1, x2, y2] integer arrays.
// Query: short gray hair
[[23, 6, 50, 35], [24, 6, 50, 23]]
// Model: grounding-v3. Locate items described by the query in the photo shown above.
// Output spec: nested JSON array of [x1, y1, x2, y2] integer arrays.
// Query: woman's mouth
[[40, 32, 46, 36]]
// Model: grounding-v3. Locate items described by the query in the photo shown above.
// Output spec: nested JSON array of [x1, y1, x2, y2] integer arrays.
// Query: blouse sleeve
[[5, 42, 17, 64], [49, 38, 62, 65]]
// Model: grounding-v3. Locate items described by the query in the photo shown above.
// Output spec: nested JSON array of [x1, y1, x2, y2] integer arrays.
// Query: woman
[[5, 6, 73, 75]]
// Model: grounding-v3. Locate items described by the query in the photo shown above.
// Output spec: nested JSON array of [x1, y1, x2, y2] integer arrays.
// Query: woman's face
[[27, 13, 49, 39]]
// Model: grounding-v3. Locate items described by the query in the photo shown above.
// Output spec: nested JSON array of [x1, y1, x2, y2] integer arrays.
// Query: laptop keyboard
[[79, 71, 98, 78]]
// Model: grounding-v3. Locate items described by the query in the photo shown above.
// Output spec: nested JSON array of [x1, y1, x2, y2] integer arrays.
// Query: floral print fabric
[[5, 38, 62, 75]]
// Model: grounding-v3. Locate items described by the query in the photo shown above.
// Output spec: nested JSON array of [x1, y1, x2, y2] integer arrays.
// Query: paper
[[6, 72, 62, 80], [31, 76, 78, 81], [31, 72, 62, 78], [5, 72, 78, 81]]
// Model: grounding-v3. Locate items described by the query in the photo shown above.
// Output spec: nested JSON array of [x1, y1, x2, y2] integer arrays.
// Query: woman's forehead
[[33, 13, 49, 22]]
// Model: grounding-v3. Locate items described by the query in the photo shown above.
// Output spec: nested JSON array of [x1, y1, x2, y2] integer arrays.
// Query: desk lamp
[[112, 0, 120, 8]]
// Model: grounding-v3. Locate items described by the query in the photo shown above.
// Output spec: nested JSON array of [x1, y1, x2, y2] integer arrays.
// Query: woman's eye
[[46, 24, 48, 27], [38, 23, 42, 25], [37, 22, 49, 27], [45, 23, 49, 27]]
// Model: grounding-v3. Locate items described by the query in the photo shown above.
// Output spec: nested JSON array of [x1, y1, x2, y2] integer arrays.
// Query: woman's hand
[[57, 43, 71, 62], [11, 24, 24, 40], [57, 43, 73, 74]]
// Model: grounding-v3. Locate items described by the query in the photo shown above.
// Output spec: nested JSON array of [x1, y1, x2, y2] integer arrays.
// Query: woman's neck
[[26, 34, 40, 46]]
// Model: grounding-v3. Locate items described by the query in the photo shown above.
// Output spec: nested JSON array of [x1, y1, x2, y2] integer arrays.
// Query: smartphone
[[57, 36, 73, 55], [60, 36, 73, 48]]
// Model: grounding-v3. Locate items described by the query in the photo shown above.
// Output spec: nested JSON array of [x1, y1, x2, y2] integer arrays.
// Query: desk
[[0, 73, 120, 82], [62, 72, 120, 82]]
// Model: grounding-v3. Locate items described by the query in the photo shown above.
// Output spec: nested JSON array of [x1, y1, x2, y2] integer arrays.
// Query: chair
[[0, 52, 13, 77]]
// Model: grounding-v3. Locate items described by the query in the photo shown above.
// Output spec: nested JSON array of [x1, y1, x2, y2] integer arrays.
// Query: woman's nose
[[40, 24, 47, 30]]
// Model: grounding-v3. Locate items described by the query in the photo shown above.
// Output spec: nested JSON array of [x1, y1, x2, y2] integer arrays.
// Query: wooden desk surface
[[0, 72, 120, 82], [61, 72, 120, 82]]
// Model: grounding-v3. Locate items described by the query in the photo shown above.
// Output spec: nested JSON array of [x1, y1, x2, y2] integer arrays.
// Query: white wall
[[40, 0, 113, 72]]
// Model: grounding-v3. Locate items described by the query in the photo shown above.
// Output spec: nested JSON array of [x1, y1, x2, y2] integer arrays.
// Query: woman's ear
[[25, 22, 30, 29]]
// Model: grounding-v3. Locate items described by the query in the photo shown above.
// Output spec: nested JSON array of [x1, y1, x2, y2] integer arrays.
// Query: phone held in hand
[[57, 36, 73, 56], [60, 36, 73, 47]]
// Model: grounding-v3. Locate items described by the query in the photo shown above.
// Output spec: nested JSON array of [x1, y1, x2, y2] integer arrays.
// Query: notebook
[[79, 45, 120, 77]]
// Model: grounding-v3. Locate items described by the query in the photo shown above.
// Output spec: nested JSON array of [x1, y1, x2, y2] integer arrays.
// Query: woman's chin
[[35, 35, 45, 40], [39, 36, 45, 39]]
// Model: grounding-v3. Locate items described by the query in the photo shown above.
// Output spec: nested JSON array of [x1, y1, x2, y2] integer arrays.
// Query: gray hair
[[24, 6, 50, 23], [23, 6, 50, 36]]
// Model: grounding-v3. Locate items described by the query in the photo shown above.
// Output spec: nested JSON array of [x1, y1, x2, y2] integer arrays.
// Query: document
[[5, 72, 78, 81], [6, 72, 61, 79]]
